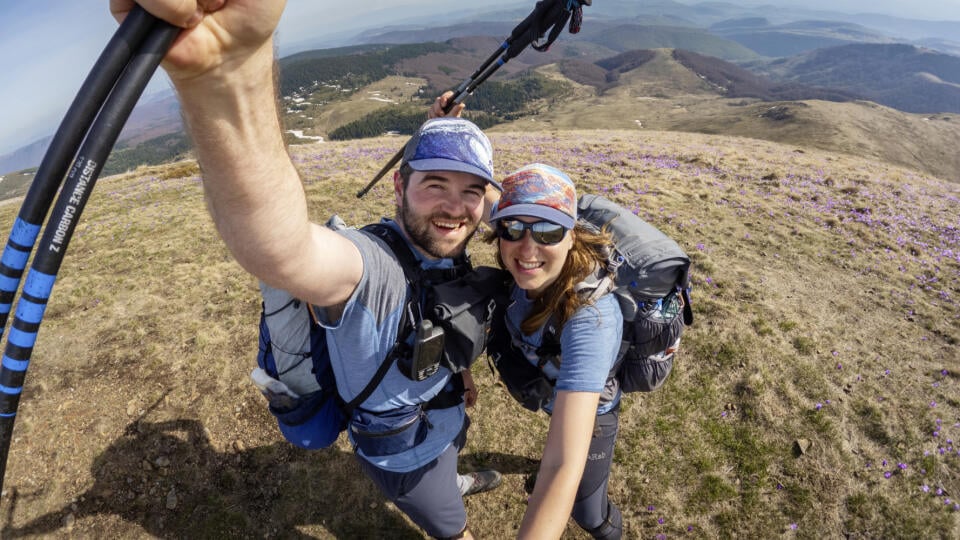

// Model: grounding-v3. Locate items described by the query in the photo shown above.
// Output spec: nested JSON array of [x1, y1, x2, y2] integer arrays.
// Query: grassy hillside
[[277, 42, 450, 97], [0, 169, 37, 203], [328, 73, 574, 140], [0, 130, 956, 538]]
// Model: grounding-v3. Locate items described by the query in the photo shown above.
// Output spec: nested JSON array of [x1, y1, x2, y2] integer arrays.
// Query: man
[[109, 1, 501, 538]]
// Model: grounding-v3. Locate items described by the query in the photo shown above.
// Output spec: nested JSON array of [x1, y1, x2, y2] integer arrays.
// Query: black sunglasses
[[495, 219, 568, 245]]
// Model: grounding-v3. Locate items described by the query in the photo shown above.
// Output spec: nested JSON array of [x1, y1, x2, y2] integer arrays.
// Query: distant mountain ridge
[[352, 21, 761, 62], [710, 18, 896, 57], [554, 48, 859, 103], [0, 136, 51, 176], [749, 43, 960, 114], [528, 48, 960, 182], [4, 4, 960, 180], [669, 49, 861, 102]]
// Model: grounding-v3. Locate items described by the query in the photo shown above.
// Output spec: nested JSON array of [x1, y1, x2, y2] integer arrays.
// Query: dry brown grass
[[0, 130, 957, 538]]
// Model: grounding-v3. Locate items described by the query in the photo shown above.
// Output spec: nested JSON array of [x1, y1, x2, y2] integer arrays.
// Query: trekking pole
[[355, 62, 507, 198], [356, 0, 590, 198], [0, 13, 179, 494], [355, 39, 522, 199], [0, 6, 157, 339]]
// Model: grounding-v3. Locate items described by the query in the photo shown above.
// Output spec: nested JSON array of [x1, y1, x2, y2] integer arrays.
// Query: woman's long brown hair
[[486, 223, 613, 335]]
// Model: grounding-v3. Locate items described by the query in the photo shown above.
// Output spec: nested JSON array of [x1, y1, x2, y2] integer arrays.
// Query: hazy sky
[[0, 0, 958, 155], [731, 0, 960, 20], [0, 0, 515, 156]]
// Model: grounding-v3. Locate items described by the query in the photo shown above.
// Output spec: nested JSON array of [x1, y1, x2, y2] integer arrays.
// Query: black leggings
[[572, 406, 621, 536]]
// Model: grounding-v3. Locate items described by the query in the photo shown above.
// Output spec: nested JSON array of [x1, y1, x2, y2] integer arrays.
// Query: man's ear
[[393, 170, 404, 207]]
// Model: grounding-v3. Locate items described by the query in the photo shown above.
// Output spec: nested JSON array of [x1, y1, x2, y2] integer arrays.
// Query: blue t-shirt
[[504, 284, 623, 415], [314, 220, 465, 473]]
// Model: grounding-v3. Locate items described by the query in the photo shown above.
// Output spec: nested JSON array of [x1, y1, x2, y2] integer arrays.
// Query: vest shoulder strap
[[360, 223, 472, 285]]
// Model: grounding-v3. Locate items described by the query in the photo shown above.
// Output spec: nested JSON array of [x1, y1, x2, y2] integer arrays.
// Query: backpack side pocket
[[617, 292, 684, 392]]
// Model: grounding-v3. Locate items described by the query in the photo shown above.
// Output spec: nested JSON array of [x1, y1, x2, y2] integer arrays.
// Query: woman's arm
[[519, 390, 601, 539]]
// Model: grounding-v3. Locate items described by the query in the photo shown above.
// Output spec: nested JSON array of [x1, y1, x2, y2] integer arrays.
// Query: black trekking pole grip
[[0, 18, 180, 494], [0, 5, 157, 337]]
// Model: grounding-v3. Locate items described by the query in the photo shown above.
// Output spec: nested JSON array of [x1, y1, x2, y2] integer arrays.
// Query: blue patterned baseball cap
[[489, 163, 577, 229], [402, 118, 500, 190]]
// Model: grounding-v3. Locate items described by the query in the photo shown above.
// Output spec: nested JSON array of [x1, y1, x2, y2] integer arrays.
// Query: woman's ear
[[561, 227, 576, 252], [483, 184, 500, 226]]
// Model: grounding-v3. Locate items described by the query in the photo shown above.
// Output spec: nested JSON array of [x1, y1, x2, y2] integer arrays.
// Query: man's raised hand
[[428, 90, 466, 119], [109, 0, 286, 83]]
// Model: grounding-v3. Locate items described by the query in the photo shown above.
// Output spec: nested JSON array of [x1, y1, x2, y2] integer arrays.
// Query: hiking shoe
[[462, 469, 503, 497]]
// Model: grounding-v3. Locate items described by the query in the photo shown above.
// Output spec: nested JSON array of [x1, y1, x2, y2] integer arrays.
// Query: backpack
[[578, 194, 693, 392], [252, 220, 507, 449], [487, 194, 693, 411]]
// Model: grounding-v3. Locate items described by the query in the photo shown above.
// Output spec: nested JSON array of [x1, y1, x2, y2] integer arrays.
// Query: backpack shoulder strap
[[574, 268, 616, 303], [361, 223, 421, 283], [360, 222, 472, 283], [536, 267, 615, 369], [536, 318, 563, 370], [305, 302, 399, 418]]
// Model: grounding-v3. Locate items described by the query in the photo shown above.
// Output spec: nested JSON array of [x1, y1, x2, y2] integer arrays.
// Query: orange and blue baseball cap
[[402, 118, 500, 190], [489, 163, 578, 229]]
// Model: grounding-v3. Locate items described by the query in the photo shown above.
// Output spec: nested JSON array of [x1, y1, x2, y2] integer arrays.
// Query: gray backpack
[[577, 194, 692, 392]]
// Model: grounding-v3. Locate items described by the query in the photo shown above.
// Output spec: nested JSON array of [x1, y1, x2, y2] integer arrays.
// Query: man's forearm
[[173, 38, 311, 283]]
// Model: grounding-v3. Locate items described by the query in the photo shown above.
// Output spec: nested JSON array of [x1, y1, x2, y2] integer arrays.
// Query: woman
[[487, 164, 624, 540]]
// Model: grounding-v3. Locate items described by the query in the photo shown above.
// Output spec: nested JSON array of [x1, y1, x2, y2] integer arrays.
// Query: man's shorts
[[357, 417, 470, 538]]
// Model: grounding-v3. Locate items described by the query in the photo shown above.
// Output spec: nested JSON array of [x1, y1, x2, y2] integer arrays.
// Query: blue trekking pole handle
[[0, 6, 156, 337], [452, 40, 511, 96], [0, 12, 179, 493]]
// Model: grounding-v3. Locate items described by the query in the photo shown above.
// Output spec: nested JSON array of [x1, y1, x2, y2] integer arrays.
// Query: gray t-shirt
[[314, 221, 465, 473]]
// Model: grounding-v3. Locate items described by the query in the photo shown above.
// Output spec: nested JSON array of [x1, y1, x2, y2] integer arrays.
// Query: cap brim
[[489, 203, 575, 230], [407, 158, 502, 191]]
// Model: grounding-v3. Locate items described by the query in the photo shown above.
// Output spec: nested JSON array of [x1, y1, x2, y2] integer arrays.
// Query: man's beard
[[399, 193, 477, 259]]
